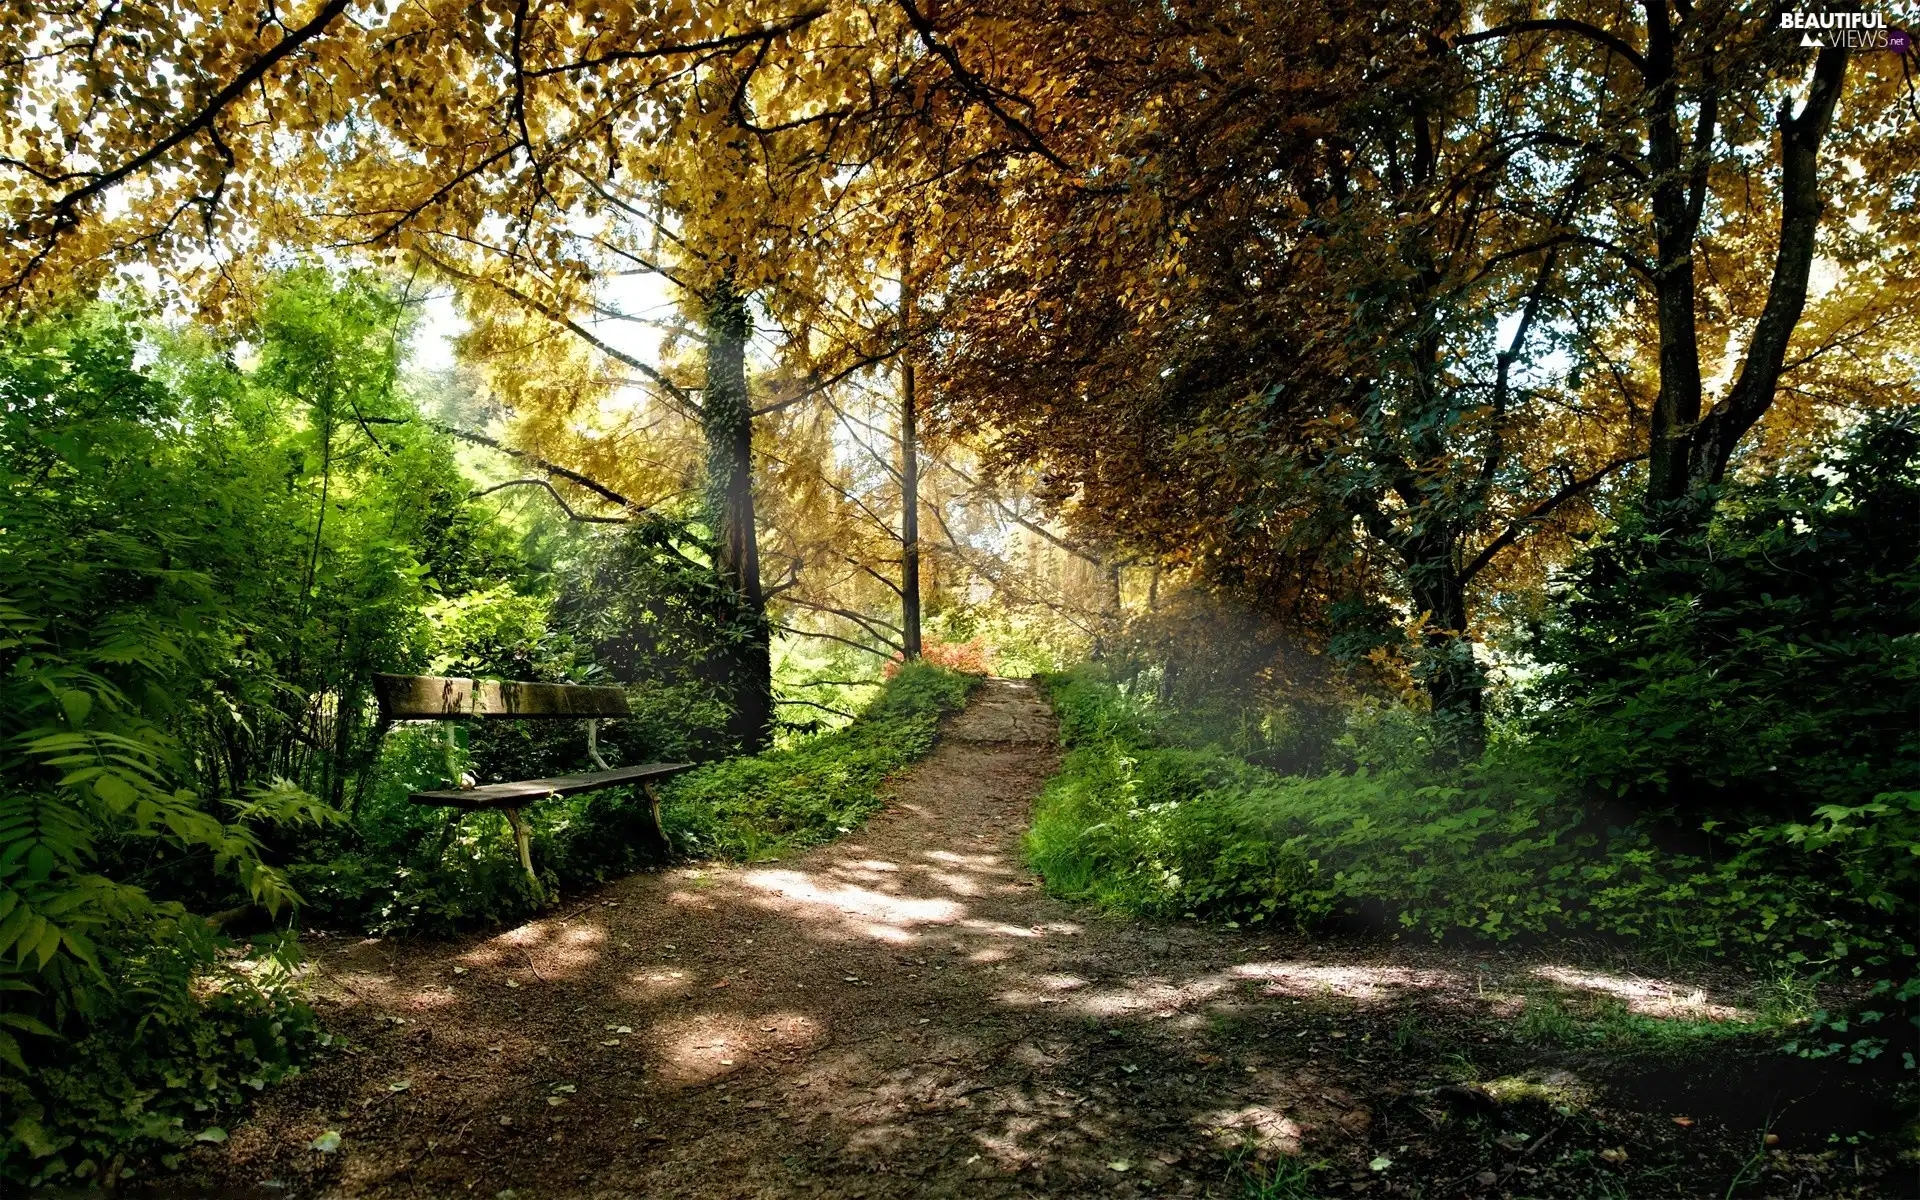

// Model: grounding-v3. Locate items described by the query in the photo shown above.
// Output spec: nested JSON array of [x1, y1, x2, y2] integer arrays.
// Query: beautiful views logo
[[1778, 8, 1912, 51]]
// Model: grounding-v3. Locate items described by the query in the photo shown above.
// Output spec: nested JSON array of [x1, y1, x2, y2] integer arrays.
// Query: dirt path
[[165, 680, 1907, 1199]]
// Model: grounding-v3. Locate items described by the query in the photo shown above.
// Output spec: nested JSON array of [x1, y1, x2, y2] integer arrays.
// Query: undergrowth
[[1027, 668, 1919, 1064], [1, 926, 320, 1188]]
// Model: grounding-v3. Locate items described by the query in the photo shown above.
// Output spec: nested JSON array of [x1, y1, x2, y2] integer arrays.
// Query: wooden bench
[[372, 673, 693, 900]]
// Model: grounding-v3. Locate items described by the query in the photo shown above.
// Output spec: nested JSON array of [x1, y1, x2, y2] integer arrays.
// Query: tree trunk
[[1641, 1, 1706, 511], [899, 229, 923, 660], [1685, 47, 1848, 493], [703, 276, 773, 750], [1641, 16, 1848, 513], [1404, 536, 1484, 756]]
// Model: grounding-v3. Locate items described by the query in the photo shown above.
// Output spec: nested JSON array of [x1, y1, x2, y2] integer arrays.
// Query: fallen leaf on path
[[505, 979, 520, 989], [601, 1039, 622, 1047], [195, 1127, 227, 1144], [452, 966, 467, 975], [388, 1080, 411, 1093], [1369, 1155, 1393, 1172], [310, 1131, 342, 1153], [1672, 1116, 1695, 1128], [1107, 1160, 1131, 1172], [1600, 1147, 1628, 1164]]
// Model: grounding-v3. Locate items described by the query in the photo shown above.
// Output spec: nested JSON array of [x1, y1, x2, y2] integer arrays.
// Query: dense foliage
[[0, 280, 979, 1184], [1530, 417, 1920, 820]]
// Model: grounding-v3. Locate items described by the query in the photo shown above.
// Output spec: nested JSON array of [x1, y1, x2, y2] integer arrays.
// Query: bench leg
[[640, 781, 669, 856], [503, 806, 545, 902]]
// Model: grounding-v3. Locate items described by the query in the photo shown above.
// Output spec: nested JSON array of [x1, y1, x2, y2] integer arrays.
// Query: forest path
[[166, 679, 1854, 1199]]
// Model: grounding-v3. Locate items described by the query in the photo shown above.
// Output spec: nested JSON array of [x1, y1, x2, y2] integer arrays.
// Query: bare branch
[[472, 478, 629, 523], [774, 623, 896, 658], [433, 423, 642, 512], [774, 697, 860, 720]]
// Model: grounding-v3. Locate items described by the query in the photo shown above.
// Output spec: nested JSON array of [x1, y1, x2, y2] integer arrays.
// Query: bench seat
[[372, 672, 695, 900], [409, 762, 693, 809]]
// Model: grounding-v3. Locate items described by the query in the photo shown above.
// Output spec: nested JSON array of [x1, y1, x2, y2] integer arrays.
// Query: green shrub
[[1527, 415, 1919, 819], [0, 301, 350, 1185], [0, 924, 320, 1188]]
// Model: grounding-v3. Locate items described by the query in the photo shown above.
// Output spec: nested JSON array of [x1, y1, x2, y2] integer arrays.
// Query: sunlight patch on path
[[1532, 965, 1754, 1020], [738, 867, 967, 942], [1200, 1104, 1304, 1155], [651, 1010, 824, 1085], [1230, 961, 1465, 1002]]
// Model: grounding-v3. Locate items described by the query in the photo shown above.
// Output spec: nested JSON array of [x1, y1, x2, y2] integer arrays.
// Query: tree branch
[[1462, 453, 1646, 583], [433, 423, 642, 511], [471, 478, 630, 523], [774, 697, 860, 720], [523, 9, 828, 79], [3, 0, 355, 295], [774, 623, 896, 658], [1453, 19, 1647, 76]]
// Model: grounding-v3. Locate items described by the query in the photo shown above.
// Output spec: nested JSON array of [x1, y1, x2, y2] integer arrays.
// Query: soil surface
[[155, 680, 1914, 1199]]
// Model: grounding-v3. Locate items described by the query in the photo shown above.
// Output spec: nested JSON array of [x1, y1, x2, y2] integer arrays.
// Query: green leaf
[[0, 1012, 57, 1037]]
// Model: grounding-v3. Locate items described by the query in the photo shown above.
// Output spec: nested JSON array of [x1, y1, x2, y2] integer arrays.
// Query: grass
[[1223, 1148, 1322, 1199], [1511, 988, 1805, 1054]]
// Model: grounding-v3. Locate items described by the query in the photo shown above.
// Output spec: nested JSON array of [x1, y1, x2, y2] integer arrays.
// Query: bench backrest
[[373, 673, 631, 721]]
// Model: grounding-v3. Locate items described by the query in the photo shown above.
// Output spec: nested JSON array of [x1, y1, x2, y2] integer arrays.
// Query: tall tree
[[1447, 8, 1912, 514], [898, 227, 924, 660]]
